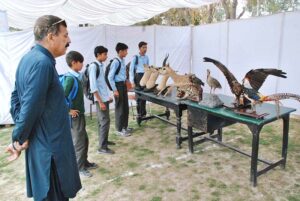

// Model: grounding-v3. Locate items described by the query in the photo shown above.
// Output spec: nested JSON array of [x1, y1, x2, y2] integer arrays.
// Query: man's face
[[50, 25, 71, 58], [99, 52, 108, 62], [139, 45, 147, 55]]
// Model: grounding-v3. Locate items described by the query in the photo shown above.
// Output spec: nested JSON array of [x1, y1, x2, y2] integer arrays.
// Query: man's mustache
[[65, 43, 70, 48]]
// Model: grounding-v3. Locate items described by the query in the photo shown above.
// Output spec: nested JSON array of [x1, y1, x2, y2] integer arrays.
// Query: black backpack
[[126, 55, 138, 80], [104, 58, 121, 91], [82, 62, 100, 102]]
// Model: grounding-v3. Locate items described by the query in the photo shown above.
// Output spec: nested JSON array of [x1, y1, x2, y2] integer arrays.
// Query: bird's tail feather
[[262, 93, 300, 102]]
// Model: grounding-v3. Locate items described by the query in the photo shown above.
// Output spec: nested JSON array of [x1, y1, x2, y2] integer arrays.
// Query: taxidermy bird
[[242, 79, 300, 112], [203, 57, 287, 107], [206, 69, 222, 94]]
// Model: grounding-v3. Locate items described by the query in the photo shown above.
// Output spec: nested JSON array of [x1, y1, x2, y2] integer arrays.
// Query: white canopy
[[0, 0, 216, 29]]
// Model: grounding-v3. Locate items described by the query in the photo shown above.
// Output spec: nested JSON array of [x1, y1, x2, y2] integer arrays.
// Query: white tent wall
[[155, 25, 191, 85], [277, 11, 300, 111], [55, 26, 106, 114], [105, 25, 155, 65], [0, 30, 34, 124], [1, 11, 300, 124], [191, 11, 300, 115], [226, 14, 283, 96], [191, 22, 228, 94]]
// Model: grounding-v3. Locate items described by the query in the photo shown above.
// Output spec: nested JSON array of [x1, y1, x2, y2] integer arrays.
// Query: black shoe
[[107, 141, 116, 145], [97, 148, 115, 154], [85, 162, 98, 170]]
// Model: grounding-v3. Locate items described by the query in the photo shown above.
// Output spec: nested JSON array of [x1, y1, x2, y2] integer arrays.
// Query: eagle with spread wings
[[203, 57, 287, 107]]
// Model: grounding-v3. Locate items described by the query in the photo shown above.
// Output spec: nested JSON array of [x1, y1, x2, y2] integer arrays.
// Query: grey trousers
[[115, 82, 129, 132], [96, 101, 110, 149], [71, 114, 89, 171]]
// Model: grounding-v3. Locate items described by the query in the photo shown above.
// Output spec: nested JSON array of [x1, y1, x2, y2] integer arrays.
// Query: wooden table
[[183, 94, 296, 186], [134, 90, 187, 148]]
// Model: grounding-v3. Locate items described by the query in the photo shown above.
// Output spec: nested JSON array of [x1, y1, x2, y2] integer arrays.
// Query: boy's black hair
[[115, 42, 128, 53], [94, 46, 108, 57], [66, 51, 84, 67], [138, 41, 147, 48]]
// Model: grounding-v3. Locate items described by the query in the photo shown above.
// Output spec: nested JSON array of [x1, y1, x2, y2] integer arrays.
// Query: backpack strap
[[133, 55, 139, 73], [65, 72, 79, 102], [91, 62, 100, 79], [114, 58, 122, 75]]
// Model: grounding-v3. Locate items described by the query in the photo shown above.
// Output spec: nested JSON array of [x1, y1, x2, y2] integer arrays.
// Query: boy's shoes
[[116, 129, 131, 137], [79, 168, 93, 178], [85, 162, 98, 170], [97, 148, 115, 154], [124, 127, 133, 133], [107, 141, 116, 145]]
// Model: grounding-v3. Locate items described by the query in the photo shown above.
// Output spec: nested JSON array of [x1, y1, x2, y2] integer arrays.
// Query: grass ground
[[0, 104, 300, 201]]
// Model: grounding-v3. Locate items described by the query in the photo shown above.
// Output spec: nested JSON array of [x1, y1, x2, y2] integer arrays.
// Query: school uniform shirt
[[89, 61, 110, 102], [108, 56, 126, 91], [129, 54, 149, 83]]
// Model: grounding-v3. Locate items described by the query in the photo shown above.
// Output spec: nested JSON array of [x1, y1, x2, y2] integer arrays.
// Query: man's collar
[[34, 44, 56, 65]]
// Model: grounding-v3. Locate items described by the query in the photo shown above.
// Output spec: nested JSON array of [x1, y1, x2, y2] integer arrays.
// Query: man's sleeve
[[108, 60, 118, 91], [129, 56, 136, 83], [11, 61, 53, 144], [89, 64, 99, 94], [10, 84, 20, 122]]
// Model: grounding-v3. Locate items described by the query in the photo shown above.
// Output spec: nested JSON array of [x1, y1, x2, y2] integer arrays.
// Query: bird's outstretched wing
[[203, 57, 239, 90], [244, 68, 287, 91]]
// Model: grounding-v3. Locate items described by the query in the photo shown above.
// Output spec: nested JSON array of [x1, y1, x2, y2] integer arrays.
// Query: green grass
[[98, 167, 111, 175], [150, 196, 162, 201], [127, 161, 139, 169], [167, 156, 177, 165], [166, 187, 176, 192], [139, 184, 146, 191], [287, 195, 300, 201]]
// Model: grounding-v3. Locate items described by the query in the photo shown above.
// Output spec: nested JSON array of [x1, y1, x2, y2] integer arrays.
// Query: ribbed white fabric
[[0, 0, 216, 29]]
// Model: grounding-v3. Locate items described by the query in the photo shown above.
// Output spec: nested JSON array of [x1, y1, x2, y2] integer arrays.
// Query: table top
[[134, 89, 183, 106], [182, 94, 296, 126]]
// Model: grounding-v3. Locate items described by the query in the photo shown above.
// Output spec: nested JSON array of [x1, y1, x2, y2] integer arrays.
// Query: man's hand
[[69, 109, 79, 118], [131, 83, 135, 89], [14, 140, 29, 152], [5, 140, 29, 162], [113, 90, 119, 98], [99, 102, 107, 111]]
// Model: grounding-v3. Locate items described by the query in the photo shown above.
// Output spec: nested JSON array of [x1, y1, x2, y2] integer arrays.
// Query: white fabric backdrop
[[192, 12, 300, 115], [1, 11, 300, 124], [0, 10, 8, 32], [0, 0, 216, 29]]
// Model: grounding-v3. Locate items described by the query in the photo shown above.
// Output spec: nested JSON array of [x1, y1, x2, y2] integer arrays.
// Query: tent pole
[[275, 12, 285, 93], [154, 24, 156, 66], [190, 25, 193, 74]]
